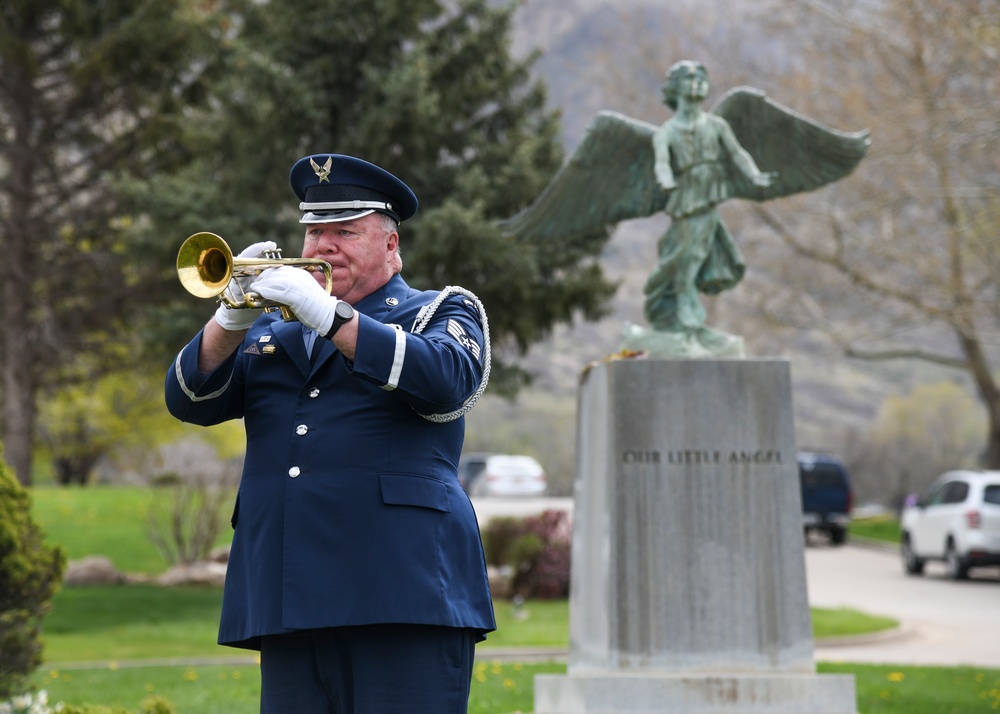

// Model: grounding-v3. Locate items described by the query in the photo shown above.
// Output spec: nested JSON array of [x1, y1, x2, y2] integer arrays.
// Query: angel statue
[[499, 59, 870, 358]]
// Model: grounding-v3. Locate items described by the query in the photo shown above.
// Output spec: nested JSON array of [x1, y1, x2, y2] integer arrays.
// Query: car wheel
[[829, 527, 847, 546], [944, 540, 970, 580], [901, 535, 925, 575]]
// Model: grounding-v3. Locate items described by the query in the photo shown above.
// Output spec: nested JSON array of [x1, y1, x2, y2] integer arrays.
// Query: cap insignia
[[310, 156, 333, 183]]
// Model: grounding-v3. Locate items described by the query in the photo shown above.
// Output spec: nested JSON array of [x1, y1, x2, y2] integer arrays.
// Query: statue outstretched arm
[[652, 123, 676, 190], [717, 118, 777, 188], [711, 87, 870, 202], [498, 111, 670, 245]]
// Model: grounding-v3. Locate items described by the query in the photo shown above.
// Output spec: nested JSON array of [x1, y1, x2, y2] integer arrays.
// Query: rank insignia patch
[[446, 319, 481, 360]]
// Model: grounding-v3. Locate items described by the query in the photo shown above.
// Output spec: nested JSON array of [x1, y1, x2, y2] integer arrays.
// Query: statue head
[[662, 60, 709, 111]]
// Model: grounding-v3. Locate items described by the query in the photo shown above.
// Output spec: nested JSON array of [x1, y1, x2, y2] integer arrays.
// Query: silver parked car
[[459, 453, 547, 497], [901, 470, 1000, 580]]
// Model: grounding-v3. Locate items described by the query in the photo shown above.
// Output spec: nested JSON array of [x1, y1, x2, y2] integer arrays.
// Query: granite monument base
[[534, 359, 855, 714], [535, 672, 855, 714]]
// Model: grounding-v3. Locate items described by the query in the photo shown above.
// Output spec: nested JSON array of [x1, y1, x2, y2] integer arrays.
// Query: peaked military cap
[[290, 153, 419, 224]]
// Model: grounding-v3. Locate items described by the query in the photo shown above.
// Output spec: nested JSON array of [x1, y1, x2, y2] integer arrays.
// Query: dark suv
[[799, 452, 853, 545]]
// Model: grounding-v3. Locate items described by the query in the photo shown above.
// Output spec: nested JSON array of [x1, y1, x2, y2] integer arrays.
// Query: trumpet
[[176, 232, 333, 322]]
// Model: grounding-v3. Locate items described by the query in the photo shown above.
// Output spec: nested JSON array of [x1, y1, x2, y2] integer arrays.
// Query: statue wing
[[498, 111, 669, 244], [712, 87, 871, 202]]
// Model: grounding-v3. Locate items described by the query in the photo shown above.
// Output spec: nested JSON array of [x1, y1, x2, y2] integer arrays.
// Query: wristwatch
[[324, 300, 355, 339]]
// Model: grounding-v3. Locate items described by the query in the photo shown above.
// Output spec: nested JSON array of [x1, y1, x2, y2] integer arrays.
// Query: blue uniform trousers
[[259, 624, 477, 713]]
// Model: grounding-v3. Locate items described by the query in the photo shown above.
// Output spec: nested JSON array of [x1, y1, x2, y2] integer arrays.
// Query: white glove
[[251, 266, 338, 335], [227, 241, 277, 301], [213, 241, 278, 332]]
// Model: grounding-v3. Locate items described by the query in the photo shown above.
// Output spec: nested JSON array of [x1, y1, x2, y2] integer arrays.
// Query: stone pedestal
[[535, 359, 855, 714]]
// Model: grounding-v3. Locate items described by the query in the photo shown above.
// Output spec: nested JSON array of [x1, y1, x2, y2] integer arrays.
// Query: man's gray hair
[[378, 212, 398, 234], [379, 212, 402, 273]]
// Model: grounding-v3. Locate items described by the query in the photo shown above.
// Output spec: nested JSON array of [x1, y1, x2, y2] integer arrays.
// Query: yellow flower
[[887, 672, 905, 682], [184, 668, 199, 682]]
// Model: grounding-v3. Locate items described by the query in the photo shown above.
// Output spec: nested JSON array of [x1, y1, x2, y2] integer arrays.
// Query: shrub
[[144, 473, 235, 566], [512, 510, 572, 599], [481, 516, 526, 566], [482, 509, 571, 600], [0, 455, 66, 699]]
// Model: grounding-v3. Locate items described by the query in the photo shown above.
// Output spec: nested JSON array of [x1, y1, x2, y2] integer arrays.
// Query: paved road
[[807, 540, 1000, 668], [471, 497, 1000, 668]]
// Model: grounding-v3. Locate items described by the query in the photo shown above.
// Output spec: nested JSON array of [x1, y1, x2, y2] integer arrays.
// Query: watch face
[[336, 301, 354, 320]]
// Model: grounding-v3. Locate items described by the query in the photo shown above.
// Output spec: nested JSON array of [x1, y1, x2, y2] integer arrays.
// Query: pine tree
[[0, 1, 225, 484]]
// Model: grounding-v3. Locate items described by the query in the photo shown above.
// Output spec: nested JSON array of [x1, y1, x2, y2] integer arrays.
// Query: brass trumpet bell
[[176, 232, 236, 298], [176, 232, 333, 321]]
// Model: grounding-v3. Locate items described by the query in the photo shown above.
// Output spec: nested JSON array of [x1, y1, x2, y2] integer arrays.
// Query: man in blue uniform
[[164, 154, 495, 713]]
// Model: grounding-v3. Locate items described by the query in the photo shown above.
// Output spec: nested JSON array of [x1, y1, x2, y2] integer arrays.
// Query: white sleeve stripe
[[173, 348, 232, 402], [382, 327, 407, 391]]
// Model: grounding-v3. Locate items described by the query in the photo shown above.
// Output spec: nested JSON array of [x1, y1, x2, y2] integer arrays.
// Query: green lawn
[[43, 586, 227, 662], [31, 485, 234, 575], [31, 660, 1000, 714], [850, 515, 902, 544]]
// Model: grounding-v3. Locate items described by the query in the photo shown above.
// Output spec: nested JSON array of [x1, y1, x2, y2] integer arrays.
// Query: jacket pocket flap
[[380, 473, 451, 512]]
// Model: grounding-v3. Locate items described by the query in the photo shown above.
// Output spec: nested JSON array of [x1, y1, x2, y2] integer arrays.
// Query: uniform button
[[309, 388, 321, 398], [288, 466, 301, 478], [296, 424, 308, 436]]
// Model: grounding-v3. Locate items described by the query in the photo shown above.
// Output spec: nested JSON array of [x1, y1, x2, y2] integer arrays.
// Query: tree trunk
[[958, 331, 1000, 469], [54, 454, 102, 486], [2, 88, 37, 486], [2, 356, 36, 487], [1, 225, 37, 486]]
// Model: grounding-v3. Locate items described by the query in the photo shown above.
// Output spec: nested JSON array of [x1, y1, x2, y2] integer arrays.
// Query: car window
[[800, 463, 845, 488], [458, 456, 490, 487], [942, 481, 970, 504], [925, 482, 950, 506], [984, 485, 1000, 506]]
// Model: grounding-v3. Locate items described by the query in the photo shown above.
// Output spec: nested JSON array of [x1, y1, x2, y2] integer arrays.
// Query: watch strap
[[323, 302, 354, 339]]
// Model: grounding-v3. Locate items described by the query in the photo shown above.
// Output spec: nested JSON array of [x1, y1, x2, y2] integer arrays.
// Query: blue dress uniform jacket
[[164, 274, 496, 650]]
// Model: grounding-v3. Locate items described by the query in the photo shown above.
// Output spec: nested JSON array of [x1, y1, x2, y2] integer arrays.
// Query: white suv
[[901, 470, 1000, 580]]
